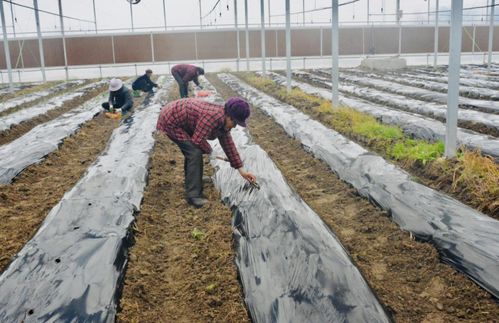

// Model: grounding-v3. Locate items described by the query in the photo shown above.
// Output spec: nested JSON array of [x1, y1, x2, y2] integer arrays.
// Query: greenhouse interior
[[0, 0, 498, 322]]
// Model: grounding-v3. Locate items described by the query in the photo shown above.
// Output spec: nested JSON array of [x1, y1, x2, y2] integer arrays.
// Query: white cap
[[109, 78, 123, 92]]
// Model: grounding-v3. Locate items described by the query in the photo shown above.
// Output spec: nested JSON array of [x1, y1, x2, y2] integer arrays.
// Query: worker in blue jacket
[[132, 69, 159, 95], [102, 78, 133, 113]]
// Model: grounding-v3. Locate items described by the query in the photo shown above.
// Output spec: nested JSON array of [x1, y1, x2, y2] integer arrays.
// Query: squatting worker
[[171, 64, 205, 98], [156, 97, 256, 208], [132, 69, 159, 95], [102, 78, 133, 114]]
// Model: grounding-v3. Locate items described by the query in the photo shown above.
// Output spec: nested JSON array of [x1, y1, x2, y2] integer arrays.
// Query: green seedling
[[205, 283, 217, 294], [191, 228, 205, 240]]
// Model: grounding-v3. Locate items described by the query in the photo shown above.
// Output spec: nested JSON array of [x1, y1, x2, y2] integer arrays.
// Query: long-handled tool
[[215, 156, 260, 190]]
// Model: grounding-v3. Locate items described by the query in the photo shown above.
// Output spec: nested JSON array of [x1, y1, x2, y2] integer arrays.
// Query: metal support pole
[[92, 0, 97, 33], [285, 0, 291, 92], [150, 32, 155, 63], [397, 0, 401, 55], [302, 0, 305, 26], [367, 0, 369, 24], [9, 1, 15, 37], [275, 30, 278, 56], [445, 0, 463, 158], [472, 24, 476, 63], [267, 0, 271, 27], [244, 0, 250, 70], [320, 27, 323, 56], [198, 0, 202, 29], [0, 1, 13, 89], [111, 35, 116, 64], [331, 0, 339, 106], [163, 0, 167, 30], [488, 0, 495, 68], [487, 0, 490, 22], [58, 0, 69, 80], [129, 1, 134, 32], [433, 0, 439, 67], [234, 0, 240, 71], [33, 0, 46, 82], [428, 0, 431, 24], [260, 0, 266, 74], [194, 32, 199, 61]]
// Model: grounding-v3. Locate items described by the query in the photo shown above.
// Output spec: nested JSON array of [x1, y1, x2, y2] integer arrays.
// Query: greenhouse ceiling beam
[[331, 0, 339, 106], [0, 0, 13, 89], [445, 0, 463, 158]]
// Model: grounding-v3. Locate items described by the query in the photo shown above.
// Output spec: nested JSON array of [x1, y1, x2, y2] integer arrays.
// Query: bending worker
[[171, 64, 205, 98], [132, 69, 159, 95], [156, 97, 256, 208], [102, 78, 133, 114]]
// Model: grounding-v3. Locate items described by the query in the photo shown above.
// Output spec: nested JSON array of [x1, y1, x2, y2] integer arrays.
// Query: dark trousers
[[175, 140, 203, 198], [172, 71, 188, 98], [132, 82, 154, 92]]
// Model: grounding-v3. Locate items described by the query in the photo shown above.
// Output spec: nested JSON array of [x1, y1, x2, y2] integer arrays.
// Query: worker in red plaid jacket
[[157, 97, 256, 208], [171, 64, 205, 98]]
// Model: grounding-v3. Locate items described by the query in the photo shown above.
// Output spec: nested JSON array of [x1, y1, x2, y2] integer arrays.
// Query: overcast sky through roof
[[0, 0, 496, 37]]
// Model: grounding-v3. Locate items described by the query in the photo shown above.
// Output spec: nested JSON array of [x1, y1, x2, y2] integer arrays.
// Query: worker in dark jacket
[[132, 69, 159, 95], [171, 64, 205, 98], [156, 97, 256, 208], [102, 78, 133, 114]]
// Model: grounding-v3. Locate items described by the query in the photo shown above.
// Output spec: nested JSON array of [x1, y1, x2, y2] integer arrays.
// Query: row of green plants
[[238, 73, 498, 217]]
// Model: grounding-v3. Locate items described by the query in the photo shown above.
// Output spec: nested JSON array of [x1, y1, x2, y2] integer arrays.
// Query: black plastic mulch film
[[318, 69, 499, 114], [395, 67, 499, 91], [199, 79, 392, 323], [0, 80, 127, 184], [0, 79, 109, 132], [295, 70, 499, 137], [218, 73, 499, 300], [0, 76, 173, 322], [266, 71, 499, 160], [0, 79, 87, 113], [350, 68, 499, 101]]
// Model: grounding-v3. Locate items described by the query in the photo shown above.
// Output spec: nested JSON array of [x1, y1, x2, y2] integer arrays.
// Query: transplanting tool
[[215, 155, 260, 190]]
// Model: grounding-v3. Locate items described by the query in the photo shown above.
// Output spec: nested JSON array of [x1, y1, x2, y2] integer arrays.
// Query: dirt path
[[0, 94, 144, 273], [118, 86, 250, 323], [0, 114, 119, 272], [206, 73, 499, 323], [0, 83, 107, 146]]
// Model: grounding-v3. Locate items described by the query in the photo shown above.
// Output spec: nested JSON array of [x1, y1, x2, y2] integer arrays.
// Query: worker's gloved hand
[[115, 108, 122, 114], [238, 168, 256, 183], [109, 105, 115, 113]]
